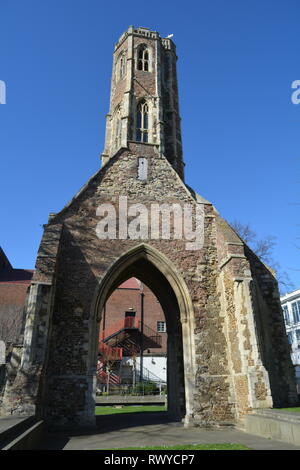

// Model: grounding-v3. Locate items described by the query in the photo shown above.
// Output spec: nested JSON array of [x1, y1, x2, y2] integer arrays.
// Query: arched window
[[136, 100, 149, 143], [113, 107, 122, 151], [137, 45, 149, 72], [119, 53, 126, 79], [115, 118, 122, 149], [116, 52, 126, 81]]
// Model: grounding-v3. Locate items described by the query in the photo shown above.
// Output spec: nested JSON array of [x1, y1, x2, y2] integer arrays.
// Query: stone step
[[250, 409, 300, 424], [243, 409, 300, 447]]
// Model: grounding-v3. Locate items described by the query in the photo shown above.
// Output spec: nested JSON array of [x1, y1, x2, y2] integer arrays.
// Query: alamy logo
[[95, 196, 204, 251], [0, 80, 6, 104], [291, 80, 300, 104]]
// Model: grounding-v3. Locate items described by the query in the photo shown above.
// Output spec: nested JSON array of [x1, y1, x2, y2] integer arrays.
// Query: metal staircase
[[101, 318, 161, 352], [135, 363, 166, 384], [97, 317, 163, 387]]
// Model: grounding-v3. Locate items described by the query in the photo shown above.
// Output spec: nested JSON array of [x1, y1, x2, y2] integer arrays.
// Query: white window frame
[[292, 301, 300, 324], [157, 321, 166, 333]]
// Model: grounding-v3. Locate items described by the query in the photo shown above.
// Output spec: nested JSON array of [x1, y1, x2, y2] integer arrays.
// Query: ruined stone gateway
[[1, 26, 297, 429]]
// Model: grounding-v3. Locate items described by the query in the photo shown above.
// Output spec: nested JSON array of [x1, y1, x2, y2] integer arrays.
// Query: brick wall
[[101, 280, 167, 355]]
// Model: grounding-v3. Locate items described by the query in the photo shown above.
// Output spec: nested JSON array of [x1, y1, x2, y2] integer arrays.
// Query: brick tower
[[101, 26, 184, 179], [1, 27, 297, 430]]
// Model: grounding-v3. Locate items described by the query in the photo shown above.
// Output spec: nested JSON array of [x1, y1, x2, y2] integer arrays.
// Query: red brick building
[[98, 278, 167, 386], [101, 277, 167, 354], [0, 247, 33, 344]]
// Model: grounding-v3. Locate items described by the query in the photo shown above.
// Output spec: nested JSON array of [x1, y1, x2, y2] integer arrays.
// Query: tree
[[231, 220, 294, 294], [0, 305, 23, 344]]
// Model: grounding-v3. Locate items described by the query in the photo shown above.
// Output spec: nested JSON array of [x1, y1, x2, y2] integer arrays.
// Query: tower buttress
[[101, 26, 185, 180]]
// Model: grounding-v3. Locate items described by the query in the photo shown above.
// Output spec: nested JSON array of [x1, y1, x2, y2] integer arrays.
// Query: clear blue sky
[[0, 0, 300, 291]]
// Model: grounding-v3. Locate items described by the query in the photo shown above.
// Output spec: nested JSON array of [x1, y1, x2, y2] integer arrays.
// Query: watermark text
[[291, 80, 300, 104], [95, 196, 204, 251], [0, 80, 6, 104]]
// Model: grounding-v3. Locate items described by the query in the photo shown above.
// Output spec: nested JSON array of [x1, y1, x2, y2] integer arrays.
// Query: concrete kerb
[[243, 409, 300, 447]]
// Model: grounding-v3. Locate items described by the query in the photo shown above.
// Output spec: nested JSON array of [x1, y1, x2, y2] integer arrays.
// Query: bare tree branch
[[0, 305, 23, 344], [231, 220, 257, 245], [231, 220, 295, 294], [254, 235, 277, 265]]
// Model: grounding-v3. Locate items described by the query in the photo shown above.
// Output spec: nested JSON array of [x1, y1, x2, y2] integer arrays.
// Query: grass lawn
[[276, 407, 300, 413], [95, 405, 166, 415], [104, 443, 250, 450]]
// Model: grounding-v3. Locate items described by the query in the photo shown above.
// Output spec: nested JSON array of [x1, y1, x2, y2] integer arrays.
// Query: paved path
[[0, 416, 30, 434], [38, 411, 300, 450]]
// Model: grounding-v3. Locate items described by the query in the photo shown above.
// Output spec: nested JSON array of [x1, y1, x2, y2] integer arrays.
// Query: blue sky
[[0, 0, 300, 291]]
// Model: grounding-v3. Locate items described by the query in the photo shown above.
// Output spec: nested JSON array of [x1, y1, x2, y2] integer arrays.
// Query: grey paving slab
[[38, 412, 300, 450], [0, 416, 31, 434]]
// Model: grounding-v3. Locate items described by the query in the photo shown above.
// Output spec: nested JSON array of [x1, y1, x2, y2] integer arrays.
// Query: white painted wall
[[122, 355, 167, 383]]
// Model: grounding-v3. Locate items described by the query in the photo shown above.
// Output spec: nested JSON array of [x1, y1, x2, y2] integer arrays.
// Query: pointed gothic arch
[[89, 244, 196, 422], [116, 50, 127, 81], [111, 105, 122, 152], [136, 44, 150, 71], [136, 99, 149, 142]]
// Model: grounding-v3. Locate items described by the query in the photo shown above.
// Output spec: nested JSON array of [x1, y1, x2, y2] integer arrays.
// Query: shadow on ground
[[38, 411, 179, 450], [96, 411, 179, 433]]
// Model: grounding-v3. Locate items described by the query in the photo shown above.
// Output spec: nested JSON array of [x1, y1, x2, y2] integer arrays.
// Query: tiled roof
[[0, 269, 33, 284]]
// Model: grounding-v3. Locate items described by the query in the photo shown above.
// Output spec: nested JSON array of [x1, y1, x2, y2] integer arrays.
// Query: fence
[[96, 381, 167, 396]]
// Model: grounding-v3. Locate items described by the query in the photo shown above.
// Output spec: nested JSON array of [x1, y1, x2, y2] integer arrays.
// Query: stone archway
[[88, 244, 196, 424]]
